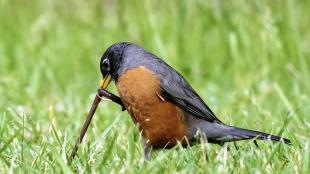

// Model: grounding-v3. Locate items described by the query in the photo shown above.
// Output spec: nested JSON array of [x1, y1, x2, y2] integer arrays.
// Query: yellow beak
[[99, 74, 112, 88]]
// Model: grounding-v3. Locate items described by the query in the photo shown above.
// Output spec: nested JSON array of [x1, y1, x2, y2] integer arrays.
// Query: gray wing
[[146, 55, 222, 123], [160, 73, 222, 123]]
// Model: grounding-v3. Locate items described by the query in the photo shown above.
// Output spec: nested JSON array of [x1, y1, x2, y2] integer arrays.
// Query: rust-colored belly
[[116, 66, 187, 148]]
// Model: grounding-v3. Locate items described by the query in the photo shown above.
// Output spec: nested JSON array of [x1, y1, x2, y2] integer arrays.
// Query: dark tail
[[226, 126, 291, 144]]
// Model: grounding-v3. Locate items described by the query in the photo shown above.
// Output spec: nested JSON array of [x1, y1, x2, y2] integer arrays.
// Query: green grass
[[0, 0, 309, 173]]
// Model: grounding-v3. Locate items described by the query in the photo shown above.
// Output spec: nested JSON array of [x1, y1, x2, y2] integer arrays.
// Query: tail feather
[[227, 126, 291, 144]]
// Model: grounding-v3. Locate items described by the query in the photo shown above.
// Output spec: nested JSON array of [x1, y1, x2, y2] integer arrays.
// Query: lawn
[[0, 0, 309, 173]]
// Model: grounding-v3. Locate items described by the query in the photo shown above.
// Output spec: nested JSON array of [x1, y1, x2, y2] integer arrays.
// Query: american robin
[[95, 42, 291, 159]]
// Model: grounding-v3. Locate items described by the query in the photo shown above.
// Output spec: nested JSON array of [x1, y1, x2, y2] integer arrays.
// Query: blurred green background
[[0, 0, 309, 173]]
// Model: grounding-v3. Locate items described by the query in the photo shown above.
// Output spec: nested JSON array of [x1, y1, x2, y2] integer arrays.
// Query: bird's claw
[[121, 106, 126, 111], [97, 88, 126, 111]]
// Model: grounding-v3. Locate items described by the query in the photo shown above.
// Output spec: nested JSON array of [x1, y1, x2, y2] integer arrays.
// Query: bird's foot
[[97, 88, 126, 111]]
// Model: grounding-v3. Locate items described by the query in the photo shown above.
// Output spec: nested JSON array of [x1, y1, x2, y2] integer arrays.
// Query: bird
[[98, 42, 291, 159]]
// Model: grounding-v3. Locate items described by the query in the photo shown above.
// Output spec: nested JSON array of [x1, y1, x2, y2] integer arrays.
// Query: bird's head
[[99, 42, 131, 89]]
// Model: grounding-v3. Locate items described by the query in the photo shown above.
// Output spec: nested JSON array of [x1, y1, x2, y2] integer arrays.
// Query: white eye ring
[[102, 59, 110, 70]]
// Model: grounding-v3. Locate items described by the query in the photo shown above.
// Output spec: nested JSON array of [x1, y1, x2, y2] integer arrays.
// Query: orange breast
[[116, 66, 187, 148]]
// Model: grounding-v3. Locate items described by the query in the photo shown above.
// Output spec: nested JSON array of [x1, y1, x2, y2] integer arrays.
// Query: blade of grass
[[0, 128, 22, 155]]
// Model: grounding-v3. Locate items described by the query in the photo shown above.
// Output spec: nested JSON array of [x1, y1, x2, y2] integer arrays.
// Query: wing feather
[[143, 51, 222, 123]]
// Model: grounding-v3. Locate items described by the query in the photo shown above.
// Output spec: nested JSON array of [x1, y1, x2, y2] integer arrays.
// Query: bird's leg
[[143, 146, 152, 161], [142, 139, 152, 161], [97, 88, 126, 111]]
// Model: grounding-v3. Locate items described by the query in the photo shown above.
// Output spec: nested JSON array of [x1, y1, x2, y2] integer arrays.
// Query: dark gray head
[[99, 42, 134, 88], [100, 42, 132, 81], [99, 42, 148, 88], [99, 42, 161, 88]]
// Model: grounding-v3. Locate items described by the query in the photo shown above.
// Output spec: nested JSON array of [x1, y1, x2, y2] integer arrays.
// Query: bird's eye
[[101, 58, 110, 71]]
